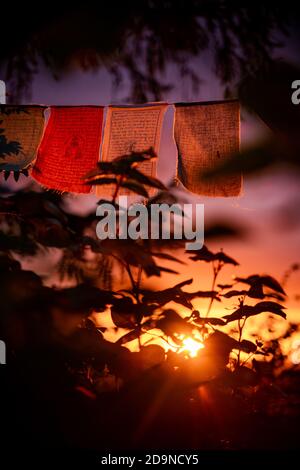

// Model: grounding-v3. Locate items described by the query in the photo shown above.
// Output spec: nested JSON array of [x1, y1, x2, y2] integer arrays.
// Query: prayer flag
[[98, 103, 167, 196], [32, 106, 104, 193], [174, 100, 241, 197], [0, 105, 46, 177]]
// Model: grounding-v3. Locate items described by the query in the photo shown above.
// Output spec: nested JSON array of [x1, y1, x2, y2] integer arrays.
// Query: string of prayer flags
[[0, 105, 46, 181], [174, 100, 241, 197], [1, 100, 242, 197], [32, 106, 104, 193]]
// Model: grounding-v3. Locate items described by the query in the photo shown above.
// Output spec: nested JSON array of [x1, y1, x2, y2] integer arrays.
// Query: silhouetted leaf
[[189, 245, 239, 265], [141, 279, 206, 310], [116, 328, 142, 345], [111, 309, 137, 329], [157, 265, 179, 275], [247, 283, 265, 299], [156, 309, 193, 337], [13, 171, 20, 182], [85, 176, 118, 185], [239, 339, 257, 353], [193, 316, 226, 326], [85, 149, 159, 188], [111, 296, 138, 328], [223, 301, 286, 323], [235, 274, 286, 295], [188, 245, 215, 262], [215, 252, 239, 266], [223, 289, 248, 298], [151, 252, 185, 264], [205, 221, 246, 240], [185, 290, 220, 301], [205, 330, 257, 355], [254, 301, 287, 317], [127, 168, 166, 190], [172, 279, 193, 289], [121, 179, 149, 197]]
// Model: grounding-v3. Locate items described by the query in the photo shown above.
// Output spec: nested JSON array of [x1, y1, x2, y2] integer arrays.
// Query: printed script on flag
[[0, 105, 45, 171], [174, 100, 241, 197], [98, 103, 167, 196], [32, 106, 104, 193]]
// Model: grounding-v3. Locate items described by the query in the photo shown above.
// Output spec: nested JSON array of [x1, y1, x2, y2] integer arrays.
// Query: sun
[[180, 337, 204, 358]]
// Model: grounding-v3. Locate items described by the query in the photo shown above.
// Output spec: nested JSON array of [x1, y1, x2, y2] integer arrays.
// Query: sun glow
[[180, 337, 204, 358]]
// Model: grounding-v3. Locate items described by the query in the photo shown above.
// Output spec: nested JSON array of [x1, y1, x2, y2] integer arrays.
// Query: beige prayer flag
[[98, 103, 167, 196], [0, 105, 46, 172], [174, 100, 241, 197]]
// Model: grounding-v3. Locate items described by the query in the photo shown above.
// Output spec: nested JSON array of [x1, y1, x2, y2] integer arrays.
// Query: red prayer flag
[[32, 106, 104, 193]]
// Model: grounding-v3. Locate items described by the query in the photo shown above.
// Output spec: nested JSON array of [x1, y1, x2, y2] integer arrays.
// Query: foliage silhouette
[[1, 149, 299, 451], [0, 123, 22, 159], [0, 3, 292, 102]]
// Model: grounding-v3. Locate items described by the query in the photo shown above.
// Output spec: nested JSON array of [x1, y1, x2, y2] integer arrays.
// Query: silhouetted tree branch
[[1, 2, 291, 101]]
